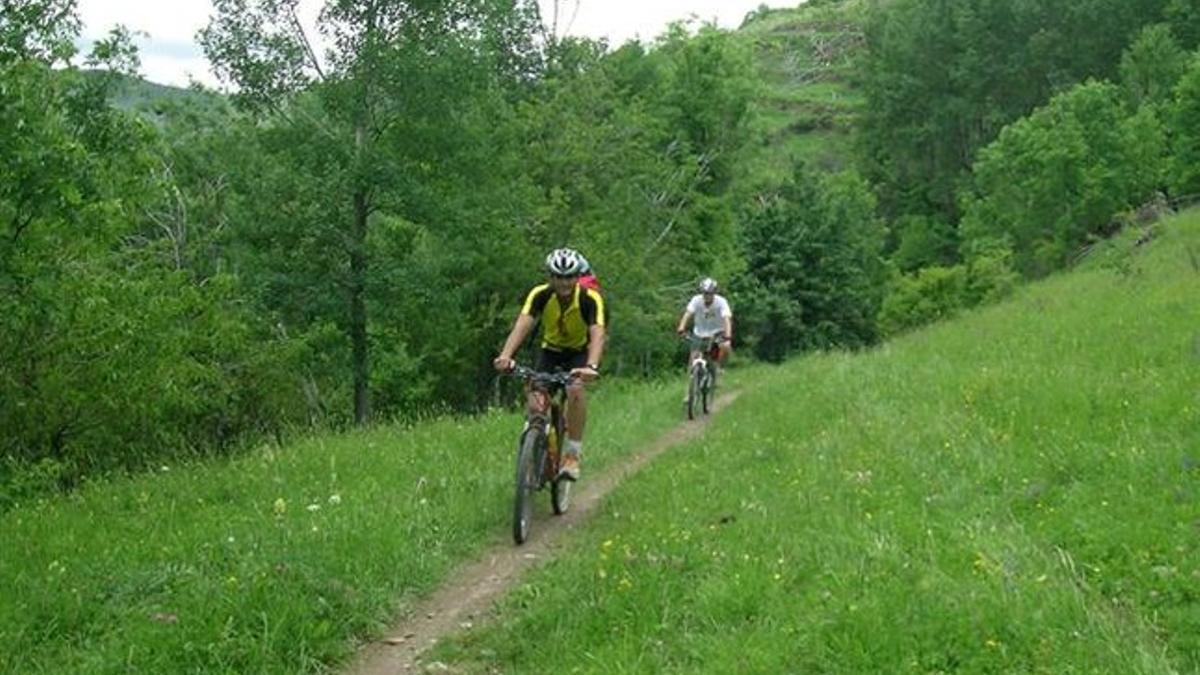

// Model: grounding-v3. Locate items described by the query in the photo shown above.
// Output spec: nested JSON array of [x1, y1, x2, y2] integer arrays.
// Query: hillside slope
[[433, 211, 1200, 672], [738, 0, 868, 187]]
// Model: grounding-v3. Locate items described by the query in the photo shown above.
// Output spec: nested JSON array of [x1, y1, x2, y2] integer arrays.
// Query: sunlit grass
[[433, 211, 1200, 673], [0, 375, 690, 673], [6, 215, 1198, 672]]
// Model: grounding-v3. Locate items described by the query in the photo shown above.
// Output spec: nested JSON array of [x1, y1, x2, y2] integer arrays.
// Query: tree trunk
[[351, 185, 370, 425]]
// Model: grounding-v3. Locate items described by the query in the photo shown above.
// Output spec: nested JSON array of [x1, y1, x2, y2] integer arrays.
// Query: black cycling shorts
[[537, 347, 588, 374]]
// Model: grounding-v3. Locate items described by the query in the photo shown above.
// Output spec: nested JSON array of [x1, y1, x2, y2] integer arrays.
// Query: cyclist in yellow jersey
[[494, 248, 605, 481]]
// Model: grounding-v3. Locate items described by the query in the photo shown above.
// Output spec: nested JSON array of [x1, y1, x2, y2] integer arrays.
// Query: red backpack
[[578, 274, 601, 292]]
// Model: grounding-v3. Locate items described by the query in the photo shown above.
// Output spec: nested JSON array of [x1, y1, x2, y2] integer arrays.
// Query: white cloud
[[546, 0, 795, 45], [75, 0, 801, 87], [77, 0, 214, 43]]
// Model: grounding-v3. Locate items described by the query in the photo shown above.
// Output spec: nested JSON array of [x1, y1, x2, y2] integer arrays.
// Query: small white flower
[[161, 466, 170, 472], [227, 536, 235, 544], [328, 494, 342, 505], [306, 503, 321, 512]]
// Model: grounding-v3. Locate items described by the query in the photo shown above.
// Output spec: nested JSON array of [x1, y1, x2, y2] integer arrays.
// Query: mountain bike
[[683, 334, 722, 420], [507, 365, 575, 544]]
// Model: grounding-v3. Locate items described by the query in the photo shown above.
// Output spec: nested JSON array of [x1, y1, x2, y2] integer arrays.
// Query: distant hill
[[736, 0, 867, 186], [82, 70, 230, 120]]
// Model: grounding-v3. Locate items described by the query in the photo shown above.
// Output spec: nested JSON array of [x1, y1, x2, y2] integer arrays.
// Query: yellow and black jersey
[[521, 284, 606, 351]]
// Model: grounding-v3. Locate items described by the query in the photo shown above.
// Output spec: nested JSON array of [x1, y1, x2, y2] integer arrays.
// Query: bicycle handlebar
[[506, 364, 578, 388], [679, 333, 726, 345]]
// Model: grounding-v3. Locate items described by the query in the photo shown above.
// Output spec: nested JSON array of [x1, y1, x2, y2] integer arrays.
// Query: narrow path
[[347, 391, 741, 674]]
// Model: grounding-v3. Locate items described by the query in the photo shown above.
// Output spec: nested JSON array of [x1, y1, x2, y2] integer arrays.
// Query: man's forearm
[[587, 326, 605, 366]]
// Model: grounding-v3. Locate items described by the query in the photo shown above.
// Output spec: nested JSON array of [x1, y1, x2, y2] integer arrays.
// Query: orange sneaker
[[558, 454, 580, 482]]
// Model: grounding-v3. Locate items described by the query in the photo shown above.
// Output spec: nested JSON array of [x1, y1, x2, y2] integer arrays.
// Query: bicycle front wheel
[[703, 363, 719, 414], [550, 413, 571, 515], [513, 428, 541, 544]]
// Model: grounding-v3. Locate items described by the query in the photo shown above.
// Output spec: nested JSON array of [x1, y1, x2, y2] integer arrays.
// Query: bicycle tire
[[551, 476, 571, 515], [550, 410, 571, 514], [686, 365, 700, 420], [701, 372, 711, 415], [513, 427, 541, 544]]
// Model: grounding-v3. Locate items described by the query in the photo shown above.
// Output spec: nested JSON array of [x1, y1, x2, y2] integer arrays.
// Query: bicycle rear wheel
[[513, 428, 542, 544]]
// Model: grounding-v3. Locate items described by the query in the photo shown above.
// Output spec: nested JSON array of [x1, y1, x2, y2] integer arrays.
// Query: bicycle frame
[[507, 365, 575, 544]]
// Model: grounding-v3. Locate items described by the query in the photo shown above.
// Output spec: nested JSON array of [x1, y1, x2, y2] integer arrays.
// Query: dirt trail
[[347, 391, 741, 674]]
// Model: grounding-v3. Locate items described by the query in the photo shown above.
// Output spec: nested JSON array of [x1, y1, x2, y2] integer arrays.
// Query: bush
[[960, 80, 1166, 277], [878, 250, 1017, 337], [878, 265, 967, 336]]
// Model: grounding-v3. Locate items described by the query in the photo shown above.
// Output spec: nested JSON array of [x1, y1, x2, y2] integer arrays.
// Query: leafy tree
[[1164, 0, 1200, 49], [201, 0, 543, 423], [1120, 23, 1189, 109], [960, 80, 1165, 277], [860, 0, 1177, 225], [1169, 53, 1200, 199], [737, 164, 886, 361], [890, 214, 959, 273], [0, 4, 316, 498], [484, 27, 756, 378], [0, 0, 78, 64]]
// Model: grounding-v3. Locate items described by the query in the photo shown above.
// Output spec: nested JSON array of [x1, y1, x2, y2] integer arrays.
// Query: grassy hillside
[[434, 211, 1200, 672], [3, 210, 1196, 671], [0, 377, 696, 673], [738, 0, 868, 187]]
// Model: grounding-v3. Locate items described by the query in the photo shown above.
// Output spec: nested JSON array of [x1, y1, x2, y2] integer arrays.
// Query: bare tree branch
[[288, 4, 326, 81], [646, 150, 716, 252]]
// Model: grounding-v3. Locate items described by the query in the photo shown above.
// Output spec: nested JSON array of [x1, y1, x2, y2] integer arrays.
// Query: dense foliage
[[5, 0, 1200, 498]]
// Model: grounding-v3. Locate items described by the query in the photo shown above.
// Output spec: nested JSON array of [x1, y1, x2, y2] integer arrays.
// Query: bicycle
[[682, 334, 723, 420], [506, 365, 576, 544]]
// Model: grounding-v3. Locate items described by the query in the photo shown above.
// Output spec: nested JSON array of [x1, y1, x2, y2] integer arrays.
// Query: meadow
[[433, 214, 1200, 673], [0, 376, 686, 672], [3, 213, 1198, 673]]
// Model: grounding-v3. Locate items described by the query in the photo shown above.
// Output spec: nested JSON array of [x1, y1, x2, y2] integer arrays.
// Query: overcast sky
[[75, 0, 800, 88]]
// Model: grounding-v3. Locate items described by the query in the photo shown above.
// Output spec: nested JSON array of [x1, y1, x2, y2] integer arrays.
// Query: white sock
[[565, 439, 582, 457]]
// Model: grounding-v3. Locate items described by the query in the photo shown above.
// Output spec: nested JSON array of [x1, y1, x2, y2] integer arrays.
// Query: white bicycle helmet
[[545, 248, 585, 276], [698, 277, 718, 293]]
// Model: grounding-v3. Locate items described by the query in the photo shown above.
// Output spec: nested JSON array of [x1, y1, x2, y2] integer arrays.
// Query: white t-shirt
[[686, 294, 732, 338]]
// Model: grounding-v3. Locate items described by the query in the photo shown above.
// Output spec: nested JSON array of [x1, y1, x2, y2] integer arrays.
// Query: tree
[[960, 80, 1165, 276], [1, 7, 307, 494], [1169, 53, 1200, 199], [859, 0, 1178, 226], [201, 0, 543, 424], [737, 164, 886, 361], [1120, 23, 1189, 110], [0, 0, 78, 64]]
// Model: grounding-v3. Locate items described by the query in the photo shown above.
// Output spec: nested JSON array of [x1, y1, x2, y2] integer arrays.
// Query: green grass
[[0, 376, 690, 673], [432, 212, 1200, 673], [736, 1, 867, 188], [7, 212, 1199, 672]]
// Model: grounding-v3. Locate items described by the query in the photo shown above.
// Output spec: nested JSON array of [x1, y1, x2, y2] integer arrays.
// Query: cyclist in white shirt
[[675, 277, 733, 369]]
